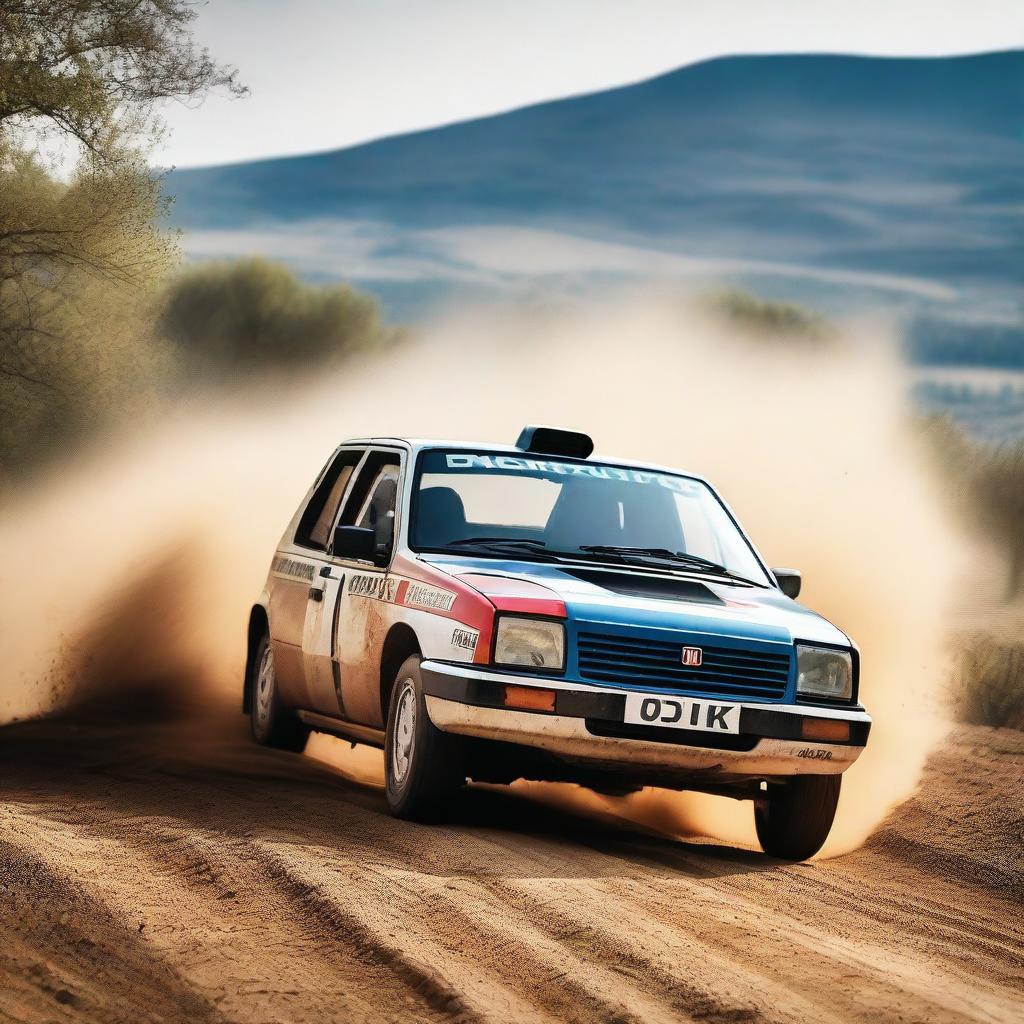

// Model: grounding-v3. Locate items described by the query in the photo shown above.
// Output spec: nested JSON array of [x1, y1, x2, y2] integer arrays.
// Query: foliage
[[702, 288, 834, 341], [158, 258, 390, 375], [972, 444, 1024, 599], [0, 0, 243, 159], [919, 415, 1024, 599], [0, 0, 242, 477], [954, 636, 1024, 730], [0, 146, 178, 474]]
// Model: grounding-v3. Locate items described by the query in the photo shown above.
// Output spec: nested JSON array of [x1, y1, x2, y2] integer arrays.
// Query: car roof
[[339, 437, 711, 485]]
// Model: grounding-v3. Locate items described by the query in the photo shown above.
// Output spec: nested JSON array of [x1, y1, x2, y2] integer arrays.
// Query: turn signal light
[[504, 685, 556, 713], [801, 717, 850, 742]]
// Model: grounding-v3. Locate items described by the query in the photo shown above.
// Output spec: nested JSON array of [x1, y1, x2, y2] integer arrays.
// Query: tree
[[0, 1, 243, 473], [0, 148, 176, 471], [0, 1, 243, 159]]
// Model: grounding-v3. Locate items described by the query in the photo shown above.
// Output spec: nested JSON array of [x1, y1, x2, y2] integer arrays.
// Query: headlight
[[494, 616, 565, 671], [796, 645, 853, 701]]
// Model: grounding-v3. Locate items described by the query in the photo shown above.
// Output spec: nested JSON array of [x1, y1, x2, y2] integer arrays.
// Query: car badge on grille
[[681, 646, 703, 667]]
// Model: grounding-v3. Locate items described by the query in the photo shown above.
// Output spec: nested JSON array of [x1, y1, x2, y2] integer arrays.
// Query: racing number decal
[[624, 694, 740, 734]]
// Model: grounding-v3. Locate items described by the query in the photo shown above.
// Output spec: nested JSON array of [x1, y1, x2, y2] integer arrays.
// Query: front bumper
[[421, 660, 870, 780]]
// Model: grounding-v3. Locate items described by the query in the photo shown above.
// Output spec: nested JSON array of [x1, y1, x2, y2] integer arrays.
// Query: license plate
[[623, 693, 741, 734]]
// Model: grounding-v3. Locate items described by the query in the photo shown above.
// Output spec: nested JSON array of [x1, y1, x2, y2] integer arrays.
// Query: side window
[[340, 451, 402, 560], [295, 449, 364, 550]]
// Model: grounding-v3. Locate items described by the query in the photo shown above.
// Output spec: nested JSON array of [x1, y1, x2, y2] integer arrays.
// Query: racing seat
[[544, 479, 623, 550], [619, 487, 684, 551], [416, 486, 468, 545], [545, 478, 685, 552]]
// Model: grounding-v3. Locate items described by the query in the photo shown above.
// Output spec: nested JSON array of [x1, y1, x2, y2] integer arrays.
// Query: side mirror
[[772, 568, 801, 600], [331, 525, 376, 561]]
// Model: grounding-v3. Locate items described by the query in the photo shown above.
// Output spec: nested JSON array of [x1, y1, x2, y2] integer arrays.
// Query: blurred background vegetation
[[1, 2, 1020, 730], [159, 258, 393, 381], [0, 1, 389, 478]]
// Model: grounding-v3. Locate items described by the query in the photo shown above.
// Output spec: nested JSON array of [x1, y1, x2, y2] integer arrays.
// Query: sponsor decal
[[272, 556, 316, 582], [403, 581, 457, 612], [681, 646, 703, 667], [348, 574, 399, 602], [444, 454, 701, 495], [451, 626, 479, 652], [797, 748, 834, 761]]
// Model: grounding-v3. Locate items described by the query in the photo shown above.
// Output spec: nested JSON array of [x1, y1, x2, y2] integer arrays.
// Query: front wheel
[[385, 656, 465, 821], [755, 774, 841, 861]]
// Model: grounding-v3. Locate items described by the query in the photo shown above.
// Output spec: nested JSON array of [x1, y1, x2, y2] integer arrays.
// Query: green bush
[[158, 258, 390, 374], [954, 637, 1024, 730], [702, 288, 833, 341]]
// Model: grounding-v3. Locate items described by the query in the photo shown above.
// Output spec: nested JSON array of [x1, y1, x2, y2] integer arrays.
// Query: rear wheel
[[385, 656, 465, 821], [250, 634, 310, 752], [755, 774, 840, 861]]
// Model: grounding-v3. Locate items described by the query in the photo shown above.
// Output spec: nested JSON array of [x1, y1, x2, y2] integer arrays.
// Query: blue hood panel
[[422, 554, 851, 703], [424, 554, 848, 646]]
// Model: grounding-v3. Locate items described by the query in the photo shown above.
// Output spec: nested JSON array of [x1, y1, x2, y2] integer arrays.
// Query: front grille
[[576, 632, 791, 700]]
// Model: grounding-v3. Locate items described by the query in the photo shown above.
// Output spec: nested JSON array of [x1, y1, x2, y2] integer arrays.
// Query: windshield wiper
[[447, 536, 548, 548], [442, 537, 561, 561], [578, 545, 767, 587]]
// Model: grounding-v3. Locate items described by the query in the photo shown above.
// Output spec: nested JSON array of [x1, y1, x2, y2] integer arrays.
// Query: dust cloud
[[0, 295, 965, 855]]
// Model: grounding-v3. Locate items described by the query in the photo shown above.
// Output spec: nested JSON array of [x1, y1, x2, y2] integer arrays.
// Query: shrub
[[702, 288, 834, 341], [917, 416, 1024, 600], [158, 258, 389, 375], [953, 636, 1024, 730], [972, 444, 1024, 599]]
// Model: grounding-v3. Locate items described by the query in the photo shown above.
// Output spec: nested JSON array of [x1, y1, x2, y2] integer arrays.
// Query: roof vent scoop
[[516, 425, 594, 459]]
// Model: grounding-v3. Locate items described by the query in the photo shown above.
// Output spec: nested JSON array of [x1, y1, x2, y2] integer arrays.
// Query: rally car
[[244, 426, 870, 860]]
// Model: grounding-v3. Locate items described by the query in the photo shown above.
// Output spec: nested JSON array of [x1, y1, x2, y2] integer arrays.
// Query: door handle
[[310, 565, 335, 600]]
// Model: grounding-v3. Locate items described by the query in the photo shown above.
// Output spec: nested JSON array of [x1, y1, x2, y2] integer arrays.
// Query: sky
[[157, 0, 1024, 169]]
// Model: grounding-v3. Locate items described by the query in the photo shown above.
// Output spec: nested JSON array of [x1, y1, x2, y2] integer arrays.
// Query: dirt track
[[1, 716, 1021, 1024]]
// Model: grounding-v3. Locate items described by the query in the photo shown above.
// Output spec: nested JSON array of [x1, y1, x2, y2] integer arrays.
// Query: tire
[[384, 655, 465, 821], [755, 774, 841, 861], [249, 634, 310, 752]]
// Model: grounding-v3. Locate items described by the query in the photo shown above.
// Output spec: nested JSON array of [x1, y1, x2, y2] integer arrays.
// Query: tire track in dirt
[[746, 858, 1024, 983], [271, 848, 702, 1024], [0, 805, 454, 1024], [468, 873, 823, 1024], [0, 718, 1021, 1024], [253, 841, 619, 1024], [625, 872, 1021, 1024], [0, 836, 228, 1024]]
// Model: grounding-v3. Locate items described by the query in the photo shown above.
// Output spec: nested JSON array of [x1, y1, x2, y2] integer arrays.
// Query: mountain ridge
[[167, 49, 1024, 335]]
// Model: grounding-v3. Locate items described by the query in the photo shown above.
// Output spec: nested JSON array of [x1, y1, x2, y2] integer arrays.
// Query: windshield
[[411, 450, 771, 585]]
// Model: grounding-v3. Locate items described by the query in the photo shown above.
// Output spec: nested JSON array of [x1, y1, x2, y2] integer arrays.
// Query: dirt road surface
[[1, 715, 1021, 1024]]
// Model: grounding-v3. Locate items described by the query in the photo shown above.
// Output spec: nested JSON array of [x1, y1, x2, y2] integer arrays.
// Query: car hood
[[420, 553, 851, 648]]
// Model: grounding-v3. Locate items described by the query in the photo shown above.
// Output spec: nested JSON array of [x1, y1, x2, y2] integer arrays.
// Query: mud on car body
[[244, 426, 870, 860]]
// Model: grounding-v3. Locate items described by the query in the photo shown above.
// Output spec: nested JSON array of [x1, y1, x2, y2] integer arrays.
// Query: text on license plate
[[623, 693, 741, 734]]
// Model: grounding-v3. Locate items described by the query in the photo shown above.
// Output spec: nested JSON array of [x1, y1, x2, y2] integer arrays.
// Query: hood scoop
[[561, 566, 723, 605]]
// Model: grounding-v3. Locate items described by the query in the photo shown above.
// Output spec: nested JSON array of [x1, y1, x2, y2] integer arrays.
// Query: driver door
[[302, 448, 403, 718]]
